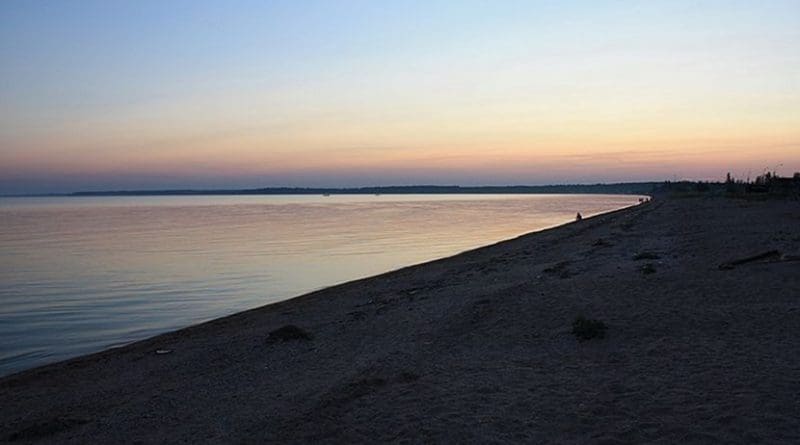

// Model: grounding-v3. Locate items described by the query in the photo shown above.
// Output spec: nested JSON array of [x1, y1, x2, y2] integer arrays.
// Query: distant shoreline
[[2, 182, 662, 198]]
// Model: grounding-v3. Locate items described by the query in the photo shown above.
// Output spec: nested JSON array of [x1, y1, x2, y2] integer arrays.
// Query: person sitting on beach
[[576, 212, 583, 221]]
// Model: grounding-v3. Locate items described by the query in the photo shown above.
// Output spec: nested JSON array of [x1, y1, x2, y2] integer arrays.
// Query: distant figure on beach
[[576, 212, 583, 221]]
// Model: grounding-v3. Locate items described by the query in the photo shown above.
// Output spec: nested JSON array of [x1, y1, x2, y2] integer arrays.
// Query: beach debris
[[718, 250, 784, 270], [633, 251, 661, 260], [543, 261, 575, 279], [155, 349, 172, 355], [592, 238, 611, 247], [572, 316, 607, 341], [640, 263, 657, 274], [266, 325, 312, 343]]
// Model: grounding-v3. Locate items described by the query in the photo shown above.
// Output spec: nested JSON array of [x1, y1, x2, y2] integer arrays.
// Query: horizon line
[[0, 181, 681, 198]]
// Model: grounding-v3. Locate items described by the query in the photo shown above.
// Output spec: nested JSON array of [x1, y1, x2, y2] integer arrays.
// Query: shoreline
[[3, 197, 644, 379], [0, 194, 643, 378], [2, 196, 799, 443]]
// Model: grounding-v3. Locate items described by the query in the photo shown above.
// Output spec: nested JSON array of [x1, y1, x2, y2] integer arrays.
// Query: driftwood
[[718, 250, 785, 270]]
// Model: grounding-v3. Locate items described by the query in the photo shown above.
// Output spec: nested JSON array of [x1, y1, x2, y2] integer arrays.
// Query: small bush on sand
[[572, 316, 607, 341], [633, 252, 660, 260], [640, 263, 657, 274], [266, 325, 312, 343]]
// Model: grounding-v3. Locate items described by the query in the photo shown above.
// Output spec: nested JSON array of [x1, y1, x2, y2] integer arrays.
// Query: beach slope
[[2, 196, 799, 443]]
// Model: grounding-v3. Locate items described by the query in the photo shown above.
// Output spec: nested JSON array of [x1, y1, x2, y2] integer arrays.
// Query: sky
[[1, 0, 799, 193]]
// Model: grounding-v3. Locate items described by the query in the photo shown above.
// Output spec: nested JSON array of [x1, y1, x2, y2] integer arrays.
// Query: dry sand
[[1, 196, 799, 444]]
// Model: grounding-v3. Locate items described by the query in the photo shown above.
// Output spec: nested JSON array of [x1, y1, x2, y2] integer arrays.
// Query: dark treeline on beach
[[664, 172, 800, 198], [70, 183, 660, 197]]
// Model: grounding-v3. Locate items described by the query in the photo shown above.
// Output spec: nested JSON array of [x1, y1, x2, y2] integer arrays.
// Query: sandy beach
[[2, 195, 799, 444]]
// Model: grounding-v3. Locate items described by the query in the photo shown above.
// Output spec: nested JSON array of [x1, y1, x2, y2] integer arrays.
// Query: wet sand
[[2, 196, 799, 443]]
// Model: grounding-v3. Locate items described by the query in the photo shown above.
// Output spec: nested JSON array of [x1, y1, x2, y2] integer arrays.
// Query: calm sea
[[0, 194, 641, 376]]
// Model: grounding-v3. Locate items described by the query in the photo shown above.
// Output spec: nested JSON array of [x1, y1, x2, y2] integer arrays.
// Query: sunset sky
[[1, 0, 799, 193]]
